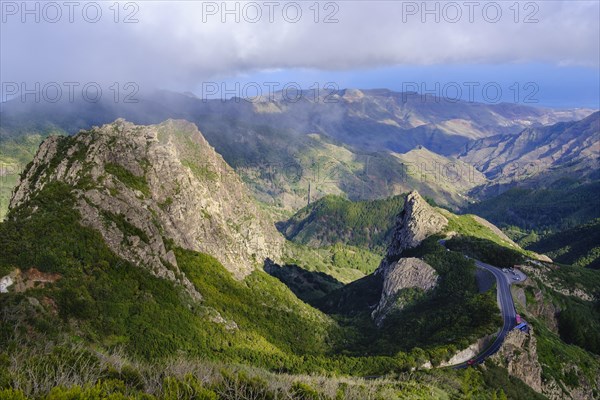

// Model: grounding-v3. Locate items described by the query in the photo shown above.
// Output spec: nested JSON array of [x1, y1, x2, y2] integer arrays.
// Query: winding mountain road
[[452, 259, 522, 369], [363, 242, 528, 377], [437, 239, 526, 368]]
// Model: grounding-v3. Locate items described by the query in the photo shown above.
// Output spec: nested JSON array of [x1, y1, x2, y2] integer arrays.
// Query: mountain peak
[[9, 119, 284, 289], [369, 190, 446, 324], [385, 191, 448, 260]]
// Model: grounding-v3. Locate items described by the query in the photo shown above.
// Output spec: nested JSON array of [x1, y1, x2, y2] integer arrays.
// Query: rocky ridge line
[[372, 191, 448, 323], [9, 119, 285, 299]]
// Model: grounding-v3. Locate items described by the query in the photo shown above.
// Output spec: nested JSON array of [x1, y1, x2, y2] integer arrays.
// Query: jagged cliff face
[[492, 327, 598, 400], [372, 257, 438, 324], [385, 191, 448, 261], [372, 191, 446, 323], [9, 119, 284, 289], [492, 328, 543, 393]]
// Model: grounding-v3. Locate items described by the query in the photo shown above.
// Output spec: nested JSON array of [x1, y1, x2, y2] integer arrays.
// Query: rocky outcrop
[[0, 273, 15, 293], [372, 258, 438, 324], [492, 328, 543, 393], [385, 191, 448, 261], [439, 335, 494, 367], [371, 191, 445, 323], [492, 327, 599, 400], [9, 119, 285, 299], [0, 268, 61, 294], [520, 264, 594, 302], [513, 282, 560, 333]]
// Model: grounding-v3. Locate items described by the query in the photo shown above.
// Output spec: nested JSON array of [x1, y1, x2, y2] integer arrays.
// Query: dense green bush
[[557, 300, 600, 355], [291, 382, 326, 400], [527, 219, 600, 269], [105, 163, 150, 196], [0, 354, 11, 390], [465, 181, 600, 232], [163, 375, 216, 400], [45, 382, 132, 400], [480, 364, 545, 400], [0, 389, 28, 400], [446, 236, 524, 269], [105, 366, 145, 391], [279, 194, 405, 252], [532, 318, 600, 391]]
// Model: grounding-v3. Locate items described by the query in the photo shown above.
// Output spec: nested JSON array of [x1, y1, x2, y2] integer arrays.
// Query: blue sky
[[210, 63, 600, 109]]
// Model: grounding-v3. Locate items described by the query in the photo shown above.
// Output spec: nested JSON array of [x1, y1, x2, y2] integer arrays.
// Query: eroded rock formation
[[9, 119, 285, 299]]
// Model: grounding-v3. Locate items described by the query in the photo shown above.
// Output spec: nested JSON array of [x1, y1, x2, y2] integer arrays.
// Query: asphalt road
[[362, 241, 526, 376], [453, 259, 522, 369]]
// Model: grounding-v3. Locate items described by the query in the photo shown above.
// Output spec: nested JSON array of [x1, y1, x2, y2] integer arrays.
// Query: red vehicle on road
[[467, 359, 476, 366], [516, 314, 522, 324]]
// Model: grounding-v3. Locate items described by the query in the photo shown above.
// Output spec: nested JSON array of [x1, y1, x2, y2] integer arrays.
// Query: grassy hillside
[[2, 182, 598, 398], [441, 212, 528, 268], [282, 241, 382, 282], [317, 235, 501, 360], [278, 194, 405, 253], [0, 180, 551, 400], [465, 180, 600, 232], [0, 182, 333, 362], [0, 134, 46, 220], [526, 219, 600, 269], [1, 181, 427, 376], [280, 194, 527, 261]]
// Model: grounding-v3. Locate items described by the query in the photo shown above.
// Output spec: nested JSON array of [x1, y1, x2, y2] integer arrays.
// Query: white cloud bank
[[1, 0, 598, 89]]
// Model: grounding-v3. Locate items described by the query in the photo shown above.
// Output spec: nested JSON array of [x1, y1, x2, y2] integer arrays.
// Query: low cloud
[[1, 1, 598, 91]]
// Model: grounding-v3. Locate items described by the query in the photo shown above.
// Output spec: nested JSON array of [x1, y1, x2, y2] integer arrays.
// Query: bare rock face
[[440, 335, 494, 367], [513, 280, 560, 333], [371, 191, 445, 324], [520, 264, 594, 302], [372, 257, 438, 324], [385, 191, 448, 260], [9, 119, 285, 299], [491, 327, 597, 399], [492, 328, 543, 393]]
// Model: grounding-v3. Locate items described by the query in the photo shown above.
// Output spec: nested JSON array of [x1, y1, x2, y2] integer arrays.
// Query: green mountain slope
[[465, 180, 600, 232], [1, 89, 594, 216], [0, 121, 495, 374], [278, 194, 405, 253], [526, 219, 600, 269], [1, 119, 599, 399], [0, 134, 47, 220]]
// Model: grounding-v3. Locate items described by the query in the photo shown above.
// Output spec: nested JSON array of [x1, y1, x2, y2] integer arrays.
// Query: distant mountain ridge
[[4, 88, 591, 141], [460, 111, 599, 182], [0, 89, 597, 214]]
